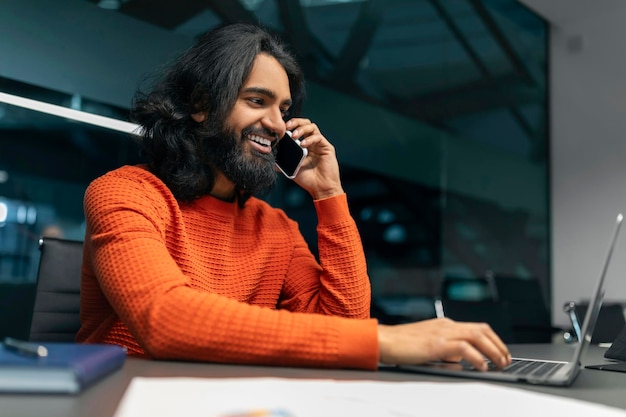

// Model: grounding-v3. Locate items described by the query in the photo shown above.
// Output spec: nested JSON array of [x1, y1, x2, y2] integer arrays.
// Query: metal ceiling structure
[[85, 0, 546, 146]]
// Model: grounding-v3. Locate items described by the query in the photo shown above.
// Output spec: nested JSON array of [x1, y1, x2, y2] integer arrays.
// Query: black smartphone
[[275, 131, 307, 179]]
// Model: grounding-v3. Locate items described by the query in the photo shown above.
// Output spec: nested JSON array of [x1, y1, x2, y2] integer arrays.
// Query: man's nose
[[262, 107, 286, 137]]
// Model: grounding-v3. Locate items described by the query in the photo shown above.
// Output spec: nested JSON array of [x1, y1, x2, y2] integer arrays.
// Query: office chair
[[28, 237, 84, 342], [493, 276, 555, 343]]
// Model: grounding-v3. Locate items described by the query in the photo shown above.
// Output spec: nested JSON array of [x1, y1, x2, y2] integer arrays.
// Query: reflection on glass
[[0, 97, 141, 284]]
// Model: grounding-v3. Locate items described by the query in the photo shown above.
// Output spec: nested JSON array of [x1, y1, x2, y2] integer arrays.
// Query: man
[[77, 23, 510, 371]]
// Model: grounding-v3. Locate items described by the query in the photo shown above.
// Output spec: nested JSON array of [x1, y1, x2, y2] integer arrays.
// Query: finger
[[457, 323, 511, 368], [293, 123, 319, 140], [299, 133, 326, 149], [475, 324, 511, 367], [285, 118, 312, 136], [285, 117, 310, 129], [484, 329, 512, 366], [440, 341, 488, 371]]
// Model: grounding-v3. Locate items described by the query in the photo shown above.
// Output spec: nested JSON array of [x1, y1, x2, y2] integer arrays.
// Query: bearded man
[[77, 23, 510, 372]]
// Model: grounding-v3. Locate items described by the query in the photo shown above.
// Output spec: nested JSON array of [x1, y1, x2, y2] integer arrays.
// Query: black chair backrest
[[28, 237, 84, 342], [493, 276, 554, 343]]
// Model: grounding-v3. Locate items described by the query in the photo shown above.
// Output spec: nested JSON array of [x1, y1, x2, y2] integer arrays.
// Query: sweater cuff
[[336, 318, 379, 370], [313, 193, 351, 227]]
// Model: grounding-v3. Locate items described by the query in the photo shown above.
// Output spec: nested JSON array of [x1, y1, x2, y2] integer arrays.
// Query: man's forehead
[[242, 54, 292, 103]]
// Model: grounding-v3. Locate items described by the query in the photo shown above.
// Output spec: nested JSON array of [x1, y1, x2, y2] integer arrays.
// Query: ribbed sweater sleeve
[[77, 165, 379, 370], [277, 194, 372, 318]]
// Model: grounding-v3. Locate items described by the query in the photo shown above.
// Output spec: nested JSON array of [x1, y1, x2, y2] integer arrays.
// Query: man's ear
[[191, 112, 207, 123]]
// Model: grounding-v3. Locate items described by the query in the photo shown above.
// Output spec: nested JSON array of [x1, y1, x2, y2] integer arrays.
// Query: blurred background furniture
[[439, 275, 557, 343], [28, 237, 83, 342], [563, 301, 626, 345]]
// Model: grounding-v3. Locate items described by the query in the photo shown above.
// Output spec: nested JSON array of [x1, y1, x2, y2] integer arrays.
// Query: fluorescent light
[[0, 91, 140, 135]]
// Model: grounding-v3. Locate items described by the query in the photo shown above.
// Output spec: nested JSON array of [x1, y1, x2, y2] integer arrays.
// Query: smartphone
[[275, 131, 307, 179]]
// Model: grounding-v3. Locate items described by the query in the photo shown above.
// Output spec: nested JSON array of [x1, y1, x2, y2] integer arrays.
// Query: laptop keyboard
[[487, 359, 566, 377]]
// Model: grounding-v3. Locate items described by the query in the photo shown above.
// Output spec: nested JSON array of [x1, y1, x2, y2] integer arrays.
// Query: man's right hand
[[377, 317, 512, 371]]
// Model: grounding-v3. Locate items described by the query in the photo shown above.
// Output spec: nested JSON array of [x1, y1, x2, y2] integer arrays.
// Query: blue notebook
[[0, 342, 126, 394]]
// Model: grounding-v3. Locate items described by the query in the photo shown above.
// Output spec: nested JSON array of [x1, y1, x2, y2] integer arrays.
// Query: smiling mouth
[[247, 134, 275, 154]]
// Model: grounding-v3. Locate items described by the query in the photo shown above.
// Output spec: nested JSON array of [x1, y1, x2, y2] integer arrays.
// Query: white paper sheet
[[113, 377, 626, 417]]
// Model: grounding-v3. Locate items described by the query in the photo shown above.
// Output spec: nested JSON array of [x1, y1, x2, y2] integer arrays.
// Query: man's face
[[207, 53, 293, 196]]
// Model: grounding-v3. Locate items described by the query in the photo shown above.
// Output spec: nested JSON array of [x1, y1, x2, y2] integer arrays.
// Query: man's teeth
[[248, 135, 271, 147]]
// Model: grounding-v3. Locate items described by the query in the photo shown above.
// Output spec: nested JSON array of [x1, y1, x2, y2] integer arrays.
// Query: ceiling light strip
[[0, 91, 140, 135]]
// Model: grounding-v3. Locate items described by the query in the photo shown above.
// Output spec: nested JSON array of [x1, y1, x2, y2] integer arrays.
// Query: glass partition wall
[[0, 0, 548, 339]]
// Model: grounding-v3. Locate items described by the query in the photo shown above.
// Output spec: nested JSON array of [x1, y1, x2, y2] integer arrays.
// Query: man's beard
[[204, 126, 278, 196]]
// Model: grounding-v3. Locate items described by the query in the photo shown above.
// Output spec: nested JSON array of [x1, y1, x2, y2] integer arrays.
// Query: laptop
[[392, 213, 623, 386]]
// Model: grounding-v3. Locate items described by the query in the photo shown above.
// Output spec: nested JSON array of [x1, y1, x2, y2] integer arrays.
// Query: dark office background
[[0, 0, 548, 340]]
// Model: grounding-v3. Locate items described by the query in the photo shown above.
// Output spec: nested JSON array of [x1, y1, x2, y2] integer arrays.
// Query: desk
[[3, 344, 626, 417]]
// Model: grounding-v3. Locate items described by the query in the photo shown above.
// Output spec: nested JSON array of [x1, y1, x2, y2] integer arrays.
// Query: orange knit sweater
[[77, 165, 379, 370]]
